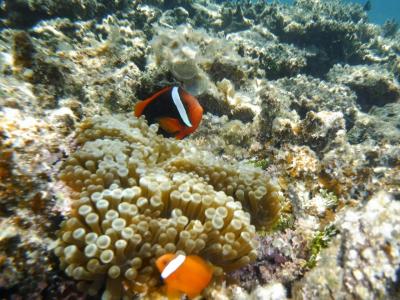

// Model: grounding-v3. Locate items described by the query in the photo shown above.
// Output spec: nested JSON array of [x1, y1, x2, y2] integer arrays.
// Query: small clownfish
[[155, 253, 213, 299], [134, 86, 203, 140]]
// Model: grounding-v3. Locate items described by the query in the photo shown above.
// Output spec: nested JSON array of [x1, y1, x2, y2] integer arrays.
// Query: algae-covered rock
[[1, 0, 129, 28], [348, 103, 400, 144], [293, 192, 400, 300], [227, 28, 310, 80], [149, 24, 248, 95], [240, 0, 375, 77], [256, 77, 349, 153], [0, 74, 80, 299], [276, 75, 358, 115], [328, 64, 400, 112]]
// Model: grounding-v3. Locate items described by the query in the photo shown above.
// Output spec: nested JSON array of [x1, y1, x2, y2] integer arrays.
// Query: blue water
[[356, 0, 400, 24], [279, 0, 400, 24]]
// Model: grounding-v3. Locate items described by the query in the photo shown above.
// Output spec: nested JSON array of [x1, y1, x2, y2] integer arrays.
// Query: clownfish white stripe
[[161, 254, 187, 279], [171, 87, 192, 128]]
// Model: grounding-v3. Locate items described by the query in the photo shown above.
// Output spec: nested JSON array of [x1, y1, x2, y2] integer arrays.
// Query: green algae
[[306, 224, 339, 268]]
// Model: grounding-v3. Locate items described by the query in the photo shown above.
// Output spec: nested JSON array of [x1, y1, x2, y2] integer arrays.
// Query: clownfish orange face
[[155, 253, 213, 299], [134, 86, 203, 139]]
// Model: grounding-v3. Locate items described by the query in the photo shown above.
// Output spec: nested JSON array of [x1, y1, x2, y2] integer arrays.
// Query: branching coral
[[55, 114, 282, 299]]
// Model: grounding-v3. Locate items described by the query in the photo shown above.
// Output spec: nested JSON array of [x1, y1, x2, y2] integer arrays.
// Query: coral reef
[[0, 73, 83, 299], [240, 0, 376, 77], [148, 23, 251, 98], [193, 113, 260, 159], [328, 64, 400, 111], [0, 0, 129, 28], [207, 281, 287, 300], [55, 114, 281, 298], [256, 75, 356, 149], [227, 29, 310, 79], [230, 228, 309, 291], [1, 0, 400, 298], [348, 103, 400, 144], [276, 75, 358, 115], [292, 192, 400, 299]]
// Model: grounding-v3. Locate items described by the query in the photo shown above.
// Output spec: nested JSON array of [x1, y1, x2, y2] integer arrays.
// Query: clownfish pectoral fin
[[186, 291, 201, 299], [157, 117, 182, 134], [175, 129, 193, 140], [166, 285, 181, 300]]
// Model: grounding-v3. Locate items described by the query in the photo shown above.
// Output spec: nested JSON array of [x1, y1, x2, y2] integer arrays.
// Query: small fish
[[134, 86, 203, 139], [155, 253, 213, 299]]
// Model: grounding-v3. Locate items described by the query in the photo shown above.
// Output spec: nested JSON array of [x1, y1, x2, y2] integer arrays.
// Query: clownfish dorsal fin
[[171, 87, 192, 128], [134, 86, 172, 117], [134, 100, 148, 117], [161, 254, 186, 279]]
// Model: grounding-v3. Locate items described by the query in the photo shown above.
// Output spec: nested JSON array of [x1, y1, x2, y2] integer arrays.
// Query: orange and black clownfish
[[134, 86, 203, 139], [155, 253, 213, 299]]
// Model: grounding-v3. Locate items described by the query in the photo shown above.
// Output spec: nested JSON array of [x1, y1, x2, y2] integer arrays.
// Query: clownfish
[[134, 86, 203, 139], [155, 253, 213, 299]]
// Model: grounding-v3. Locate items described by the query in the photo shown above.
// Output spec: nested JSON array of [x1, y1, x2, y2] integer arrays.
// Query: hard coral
[[348, 103, 400, 144], [55, 114, 281, 299], [240, 0, 373, 77], [328, 64, 400, 112], [149, 24, 210, 95], [231, 228, 309, 291], [1, 0, 129, 28], [293, 192, 400, 299], [149, 24, 247, 96]]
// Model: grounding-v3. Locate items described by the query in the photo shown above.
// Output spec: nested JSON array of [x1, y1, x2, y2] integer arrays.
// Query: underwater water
[[219, 0, 400, 24], [356, 0, 400, 24], [0, 0, 399, 299], [280, 0, 400, 24]]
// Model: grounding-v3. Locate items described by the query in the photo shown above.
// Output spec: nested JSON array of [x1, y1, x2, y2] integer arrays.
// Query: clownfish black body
[[134, 86, 203, 139]]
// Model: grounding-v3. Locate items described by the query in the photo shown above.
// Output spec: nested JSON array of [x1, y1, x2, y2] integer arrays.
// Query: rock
[[1, 0, 129, 28], [328, 64, 400, 112], [293, 191, 400, 300], [348, 103, 400, 144]]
